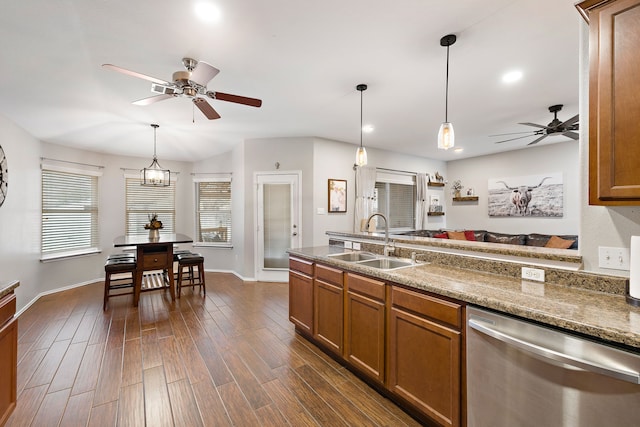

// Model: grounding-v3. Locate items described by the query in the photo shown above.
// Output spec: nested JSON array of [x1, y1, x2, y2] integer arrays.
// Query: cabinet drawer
[[316, 264, 343, 287], [346, 273, 385, 301], [0, 293, 16, 327], [392, 286, 461, 329], [142, 253, 168, 269], [290, 257, 314, 276]]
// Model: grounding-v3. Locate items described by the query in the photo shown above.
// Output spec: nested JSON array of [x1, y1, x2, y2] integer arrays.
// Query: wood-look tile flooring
[[6, 273, 422, 426]]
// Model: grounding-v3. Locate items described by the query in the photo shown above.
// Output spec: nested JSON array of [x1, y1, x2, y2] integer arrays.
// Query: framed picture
[[328, 179, 347, 213]]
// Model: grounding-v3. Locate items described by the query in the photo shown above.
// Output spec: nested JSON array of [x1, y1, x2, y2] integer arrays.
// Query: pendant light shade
[[438, 34, 457, 150], [355, 84, 368, 167], [141, 124, 171, 187]]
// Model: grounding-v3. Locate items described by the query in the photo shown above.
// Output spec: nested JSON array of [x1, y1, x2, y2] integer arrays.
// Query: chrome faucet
[[367, 213, 395, 256]]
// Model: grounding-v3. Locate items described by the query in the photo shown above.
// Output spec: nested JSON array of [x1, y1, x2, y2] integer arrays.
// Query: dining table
[[113, 233, 193, 306]]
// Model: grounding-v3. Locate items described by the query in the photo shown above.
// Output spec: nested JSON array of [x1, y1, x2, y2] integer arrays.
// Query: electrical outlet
[[521, 267, 545, 282], [344, 241, 353, 249], [598, 246, 630, 270], [352, 242, 361, 250]]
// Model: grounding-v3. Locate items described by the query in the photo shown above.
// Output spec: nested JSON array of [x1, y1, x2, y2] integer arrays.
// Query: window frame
[[41, 164, 101, 261], [373, 170, 416, 232], [194, 175, 233, 248]]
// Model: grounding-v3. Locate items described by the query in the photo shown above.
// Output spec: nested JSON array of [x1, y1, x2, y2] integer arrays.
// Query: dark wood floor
[[6, 272, 422, 426]]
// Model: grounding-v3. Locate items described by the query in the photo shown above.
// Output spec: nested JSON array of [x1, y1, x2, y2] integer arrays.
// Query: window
[[41, 167, 100, 259], [125, 177, 175, 235], [373, 171, 415, 231], [194, 176, 232, 246]]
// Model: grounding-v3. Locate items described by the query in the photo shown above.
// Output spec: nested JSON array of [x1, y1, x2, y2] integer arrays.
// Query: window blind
[[125, 178, 175, 235], [41, 169, 99, 257], [374, 175, 416, 230], [195, 178, 232, 246]]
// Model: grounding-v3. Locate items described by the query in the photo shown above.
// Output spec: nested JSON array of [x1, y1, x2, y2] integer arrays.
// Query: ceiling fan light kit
[[438, 34, 457, 150], [102, 57, 262, 121], [141, 124, 170, 187], [355, 84, 368, 167]]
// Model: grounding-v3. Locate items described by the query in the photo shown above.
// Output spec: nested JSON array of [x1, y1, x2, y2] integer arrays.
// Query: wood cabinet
[[313, 264, 344, 355], [344, 273, 386, 384], [577, 0, 640, 204], [289, 257, 314, 335], [0, 290, 17, 426], [388, 286, 462, 427]]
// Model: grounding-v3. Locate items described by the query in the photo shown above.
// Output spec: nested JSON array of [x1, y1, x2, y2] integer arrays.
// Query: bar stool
[[108, 253, 136, 261], [176, 253, 206, 297], [104, 257, 137, 310]]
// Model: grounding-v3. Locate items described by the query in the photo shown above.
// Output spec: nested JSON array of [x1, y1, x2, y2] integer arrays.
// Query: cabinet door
[[389, 307, 460, 427], [0, 317, 17, 426], [582, 0, 640, 204], [345, 290, 385, 383], [289, 271, 313, 335], [313, 279, 343, 355]]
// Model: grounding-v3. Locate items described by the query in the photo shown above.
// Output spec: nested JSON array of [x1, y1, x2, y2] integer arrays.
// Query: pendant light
[[438, 34, 457, 150], [355, 84, 368, 167], [141, 124, 171, 187]]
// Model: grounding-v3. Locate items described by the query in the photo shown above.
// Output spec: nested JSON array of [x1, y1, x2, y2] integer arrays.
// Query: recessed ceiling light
[[195, 2, 221, 22], [362, 124, 374, 133], [502, 70, 523, 84], [453, 147, 464, 153]]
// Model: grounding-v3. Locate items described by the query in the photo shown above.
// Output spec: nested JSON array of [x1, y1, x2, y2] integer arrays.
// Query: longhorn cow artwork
[[488, 173, 563, 217]]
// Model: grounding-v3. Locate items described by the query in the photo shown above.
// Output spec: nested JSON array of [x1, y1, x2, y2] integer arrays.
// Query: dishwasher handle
[[468, 318, 640, 384]]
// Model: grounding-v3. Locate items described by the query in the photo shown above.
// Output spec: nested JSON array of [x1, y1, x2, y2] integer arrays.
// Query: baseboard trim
[[16, 278, 103, 317]]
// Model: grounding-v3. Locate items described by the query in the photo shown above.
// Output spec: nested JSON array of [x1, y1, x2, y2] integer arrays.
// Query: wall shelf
[[428, 182, 445, 187], [453, 196, 478, 202], [427, 212, 445, 216]]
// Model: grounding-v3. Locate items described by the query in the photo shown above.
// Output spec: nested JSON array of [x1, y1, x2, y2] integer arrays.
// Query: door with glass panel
[[256, 172, 301, 282]]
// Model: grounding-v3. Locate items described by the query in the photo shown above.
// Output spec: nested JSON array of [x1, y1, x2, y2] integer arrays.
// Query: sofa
[[399, 229, 579, 249]]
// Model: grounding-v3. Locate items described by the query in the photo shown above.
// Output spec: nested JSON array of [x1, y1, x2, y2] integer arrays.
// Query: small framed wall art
[[328, 179, 347, 213]]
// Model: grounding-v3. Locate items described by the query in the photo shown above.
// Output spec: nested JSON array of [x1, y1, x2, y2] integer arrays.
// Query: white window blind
[[125, 177, 175, 235], [41, 169, 99, 258], [195, 177, 232, 246], [374, 171, 416, 230]]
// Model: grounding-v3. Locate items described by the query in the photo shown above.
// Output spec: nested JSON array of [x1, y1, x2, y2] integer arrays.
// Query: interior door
[[256, 172, 302, 282]]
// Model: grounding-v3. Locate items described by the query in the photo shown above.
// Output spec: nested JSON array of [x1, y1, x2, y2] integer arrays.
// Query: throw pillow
[[545, 235, 575, 249], [464, 230, 477, 241], [433, 232, 448, 239], [448, 231, 467, 241]]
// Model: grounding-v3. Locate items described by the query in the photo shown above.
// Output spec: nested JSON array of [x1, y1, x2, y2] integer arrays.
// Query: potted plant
[[451, 180, 463, 198], [144, 213, 163, 239]]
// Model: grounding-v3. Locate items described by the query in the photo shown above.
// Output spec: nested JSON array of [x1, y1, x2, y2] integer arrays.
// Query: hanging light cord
[[444, 43, 450, 123], [152, 124, 159, 160], [360, 88, 364, 148]]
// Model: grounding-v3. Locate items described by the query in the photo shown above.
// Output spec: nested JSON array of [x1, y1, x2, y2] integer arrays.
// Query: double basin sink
[[327, 251, 415, 271]]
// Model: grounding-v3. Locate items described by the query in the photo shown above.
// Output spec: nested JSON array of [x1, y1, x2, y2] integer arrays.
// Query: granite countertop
[[289, 246, 640, 351], [0, 280, 19, 299]]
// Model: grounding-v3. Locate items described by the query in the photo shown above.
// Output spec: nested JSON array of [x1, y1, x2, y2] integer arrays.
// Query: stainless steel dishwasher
[[466, 306, 640, 427]]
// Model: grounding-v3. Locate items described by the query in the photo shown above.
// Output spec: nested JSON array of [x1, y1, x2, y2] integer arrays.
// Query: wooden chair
[[104, 257, 136, 310], [176, 253, 206, 297]]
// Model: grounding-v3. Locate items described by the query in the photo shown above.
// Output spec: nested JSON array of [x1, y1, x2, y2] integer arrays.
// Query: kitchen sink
[[328, 251, 377, 262], [356, 258, 414, 270]]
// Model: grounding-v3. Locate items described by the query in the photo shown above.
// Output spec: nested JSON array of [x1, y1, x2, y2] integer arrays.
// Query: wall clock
[[0, 144, 7, 207]]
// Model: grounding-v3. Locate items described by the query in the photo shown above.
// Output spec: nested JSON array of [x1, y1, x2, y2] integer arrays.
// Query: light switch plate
[[352, 242, 361, 250], [598, 246, 630, 270], [344, 241, 353, 249], [521, 267, 545, 282]]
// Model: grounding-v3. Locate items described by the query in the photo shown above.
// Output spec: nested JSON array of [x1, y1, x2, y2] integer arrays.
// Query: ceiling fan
[[102, 57, 262, 120], [491, 104, 579, 145]]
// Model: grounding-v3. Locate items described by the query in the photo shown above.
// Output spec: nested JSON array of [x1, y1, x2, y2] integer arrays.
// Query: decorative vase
[[454, 190, 461, 198], [149, 228, 160, 240]]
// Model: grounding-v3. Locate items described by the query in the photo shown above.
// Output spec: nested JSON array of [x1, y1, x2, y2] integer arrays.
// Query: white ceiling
[[0, 0, 581, 163]]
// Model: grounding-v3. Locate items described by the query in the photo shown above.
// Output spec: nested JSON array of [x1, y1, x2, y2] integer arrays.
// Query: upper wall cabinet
[[577, 0, 640, 205]]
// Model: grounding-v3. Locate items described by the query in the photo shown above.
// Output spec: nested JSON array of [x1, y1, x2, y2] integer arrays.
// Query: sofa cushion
[[448, 231, 467, 241], [545, 235, 576, 249], [464, 230, 477, 241], [526, 233, 552, 247], [433, 232, 448, 239], [485, 231, 526, 245]]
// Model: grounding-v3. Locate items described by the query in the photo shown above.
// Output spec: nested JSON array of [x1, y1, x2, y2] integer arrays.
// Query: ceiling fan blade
[[518, 122, 548, 129], [563, 131, 580, 140], [102, 64, 170, 85], [489, 130, 537, 137], [527, 134, 549, 146], [561, 114, 579, 128], [495, 134, 540, 144], [208, 91, 262, 108], [193, 98, 221, 120], [190, 61, 220, 87], [132, 94, 174, 106]]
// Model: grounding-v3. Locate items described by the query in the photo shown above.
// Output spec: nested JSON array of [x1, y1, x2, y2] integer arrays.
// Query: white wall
[[446, 142, 579, 235]]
